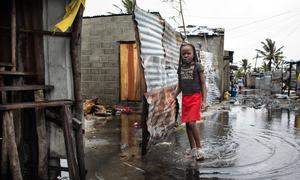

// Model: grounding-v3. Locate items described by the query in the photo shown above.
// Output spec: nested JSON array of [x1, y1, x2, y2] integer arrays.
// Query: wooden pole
[[61, 105, 80, 180], [4, 111, 23, 180], [11, 0, 16, 71], [34, 90, 48, 180], [179, 0, 187, 40], [70, 5, 86, 180], [1, 116, 8, 179]]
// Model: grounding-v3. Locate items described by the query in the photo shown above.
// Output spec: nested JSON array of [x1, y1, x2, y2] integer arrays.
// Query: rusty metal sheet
[[144, 86, 177, 147], [134, 5, 183, 147]]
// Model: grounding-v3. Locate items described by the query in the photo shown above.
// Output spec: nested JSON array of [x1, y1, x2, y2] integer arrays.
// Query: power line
[[227, 8, 300, 31]]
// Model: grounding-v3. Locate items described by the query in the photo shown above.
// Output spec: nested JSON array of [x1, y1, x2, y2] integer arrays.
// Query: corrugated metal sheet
[[44, 0, 74, 100], [134, 5, 182, 147]]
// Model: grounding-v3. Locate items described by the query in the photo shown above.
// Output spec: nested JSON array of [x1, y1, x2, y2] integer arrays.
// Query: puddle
[[85, 107, 300, 179]]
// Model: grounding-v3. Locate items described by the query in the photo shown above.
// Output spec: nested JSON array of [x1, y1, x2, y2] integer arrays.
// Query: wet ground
[[85, 106, 300, 180]]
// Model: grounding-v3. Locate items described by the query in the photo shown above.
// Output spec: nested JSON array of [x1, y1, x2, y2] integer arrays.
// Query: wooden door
[[120, 43, 141, 101]]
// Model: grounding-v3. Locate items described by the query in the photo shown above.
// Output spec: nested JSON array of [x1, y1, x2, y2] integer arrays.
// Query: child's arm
[[174, 83, 181, 98], [199, 71, 207, 109]]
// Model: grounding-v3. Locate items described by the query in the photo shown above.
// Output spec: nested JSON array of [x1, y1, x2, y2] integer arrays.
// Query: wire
[[227, 8, 300, 31]]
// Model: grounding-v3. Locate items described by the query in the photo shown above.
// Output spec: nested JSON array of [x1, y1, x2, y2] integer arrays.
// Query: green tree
[[241, 59, 252, 74], [255, 38, 284, 71], [109, 0, 133, 14], [121, 0, 134, 14]]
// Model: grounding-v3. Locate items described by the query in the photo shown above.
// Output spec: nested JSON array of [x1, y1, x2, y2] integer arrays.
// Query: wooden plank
[[0, 85, 54, 91], [0, 26, 72, 37], [0, 71, 35, 76], [61, 105, 80, 180], [11, 0, 16, 71], [1, 116, 8, 179], [71, 6, 86, 180], [35, 90, 48, 180], [0, 100, 72, 110], [4, 111, 23, 180], [0, 62, 13, 67], [120, 44, 129, 100]]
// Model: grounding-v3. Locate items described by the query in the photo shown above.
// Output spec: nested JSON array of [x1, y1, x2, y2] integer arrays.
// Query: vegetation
[[109, 0, 133, 14], [255, 38, 284, 72]]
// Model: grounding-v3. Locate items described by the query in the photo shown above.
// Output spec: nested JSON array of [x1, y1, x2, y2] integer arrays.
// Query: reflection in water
[[120, 114, 141, 160], [295, 112, 300, 129], [85, 107, 300, 179]]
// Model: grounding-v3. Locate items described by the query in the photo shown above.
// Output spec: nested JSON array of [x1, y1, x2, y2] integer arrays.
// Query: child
[[173, 42, 207, 161]]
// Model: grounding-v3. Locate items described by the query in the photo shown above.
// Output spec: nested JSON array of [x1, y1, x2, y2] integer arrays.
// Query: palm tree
[[255, 38, 284, 71], [241, 59, 252, 74], [121, 0, 134, 14], [108, 0, 133, 14]]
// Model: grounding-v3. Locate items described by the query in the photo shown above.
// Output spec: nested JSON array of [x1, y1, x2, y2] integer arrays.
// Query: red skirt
[[181, 93, 202, 123]]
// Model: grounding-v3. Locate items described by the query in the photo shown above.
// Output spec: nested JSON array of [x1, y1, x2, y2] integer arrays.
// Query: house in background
[[80, 4, 233, 151]]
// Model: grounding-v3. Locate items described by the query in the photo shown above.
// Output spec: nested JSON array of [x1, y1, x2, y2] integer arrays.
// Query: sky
[[83, 0, 300, 67]]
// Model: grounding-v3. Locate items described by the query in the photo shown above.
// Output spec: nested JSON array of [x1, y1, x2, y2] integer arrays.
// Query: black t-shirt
[[178, 62, 204, 95]]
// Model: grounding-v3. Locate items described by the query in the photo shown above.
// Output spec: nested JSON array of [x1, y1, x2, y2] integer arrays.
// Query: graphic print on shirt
[[181, 65, 194, 80]]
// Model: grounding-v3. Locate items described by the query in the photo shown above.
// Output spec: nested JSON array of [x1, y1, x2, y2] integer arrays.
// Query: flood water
[[85, 107, 300, 180]]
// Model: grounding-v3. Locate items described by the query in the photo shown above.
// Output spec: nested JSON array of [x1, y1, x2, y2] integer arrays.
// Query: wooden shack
[[0, 0, 85, 179]]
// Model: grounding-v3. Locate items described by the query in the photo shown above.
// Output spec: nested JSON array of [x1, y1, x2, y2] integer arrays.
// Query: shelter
[[0, 0, 85, 179]]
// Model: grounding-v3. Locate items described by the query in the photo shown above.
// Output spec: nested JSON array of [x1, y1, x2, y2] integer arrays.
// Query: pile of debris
[[83, 98, 134, 117], [83, 98, 113, 116]]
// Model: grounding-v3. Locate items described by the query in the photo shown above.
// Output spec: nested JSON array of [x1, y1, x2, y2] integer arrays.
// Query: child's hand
[[201, 101, 207, 111]]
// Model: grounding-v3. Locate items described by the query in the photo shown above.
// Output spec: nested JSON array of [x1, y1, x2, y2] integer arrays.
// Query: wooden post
[[61, 105, 80, 180], [0, 69, 8, 178], [11, 0, 17, 71], [34, 90, 48, 180], [70, 5, 86, 180], [4, 111, 23, 180], [1, 116, 8, 179]]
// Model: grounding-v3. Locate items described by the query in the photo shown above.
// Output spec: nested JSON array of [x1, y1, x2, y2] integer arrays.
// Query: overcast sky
[[84, 0, 300, 66]]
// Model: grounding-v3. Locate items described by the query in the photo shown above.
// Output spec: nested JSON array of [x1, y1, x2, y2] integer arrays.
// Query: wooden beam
[[11, 0, 16, 71], [0, 100, 72, 110], [0, 85, 54, 91], [61, 105, 80, 180], [4, 111, 23, 180], [1, 117, 8, 179], [0, 62, 13, 67], [35, 90, 48, 180], [0, 71, 35, 76], [0, 26, 72, 37], [70, 5, 86, 180]]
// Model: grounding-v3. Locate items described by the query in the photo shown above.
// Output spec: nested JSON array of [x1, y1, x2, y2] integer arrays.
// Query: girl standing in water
[[173, 42, 207, 161]]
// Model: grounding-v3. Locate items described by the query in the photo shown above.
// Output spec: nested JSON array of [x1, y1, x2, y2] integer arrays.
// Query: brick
[[103, 49, 115, 54], [81, 56, 89, 61]]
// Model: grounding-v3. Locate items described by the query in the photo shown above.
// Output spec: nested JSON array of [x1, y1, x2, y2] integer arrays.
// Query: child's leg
[[189, 121, 201, 148], [186, 122, 196, 149]]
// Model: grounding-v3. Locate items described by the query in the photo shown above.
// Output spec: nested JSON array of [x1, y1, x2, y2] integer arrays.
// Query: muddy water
[[85, 107, 300, 180]]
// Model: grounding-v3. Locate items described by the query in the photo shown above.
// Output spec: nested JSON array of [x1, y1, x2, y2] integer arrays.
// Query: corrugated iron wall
[[133, 5, 182, 147]]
